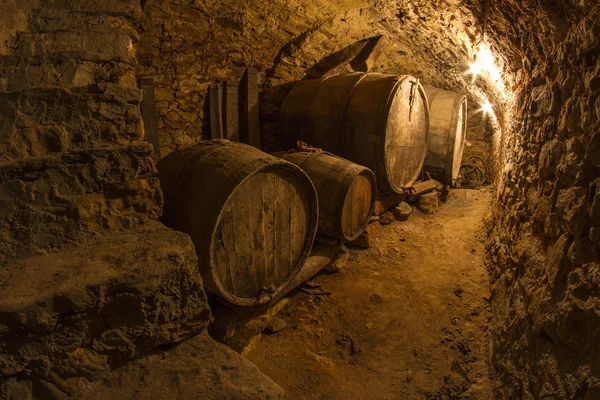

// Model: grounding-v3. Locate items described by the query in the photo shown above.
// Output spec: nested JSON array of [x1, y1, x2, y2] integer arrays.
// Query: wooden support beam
[[240, 68, 261, 149], [210, 82, 224, 139], [139, 77, 161, 163], [223, 80, 239, 142], [349, 35, 386, 73]]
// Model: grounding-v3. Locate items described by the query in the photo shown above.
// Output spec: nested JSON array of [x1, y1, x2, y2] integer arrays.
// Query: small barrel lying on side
[[282, 152, 376, 242], [157, 140, 319, 307]]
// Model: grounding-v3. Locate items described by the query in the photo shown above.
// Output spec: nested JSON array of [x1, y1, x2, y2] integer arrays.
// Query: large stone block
[[13, 31, 136, 64], [530, 84, 560, 117], [0, 221, 211, 398], [29, 7, 139, 32], [0, 143, 162, 263], [0, 60, 138, 92], [79, 332, 285, 400], [0, 86, 143, 160]]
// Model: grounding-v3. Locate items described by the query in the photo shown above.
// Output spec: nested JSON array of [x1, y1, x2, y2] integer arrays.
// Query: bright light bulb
[[480, 100, 493, 114], [468, 61, 482, 77], [466, 44, 502, 85], [477, 45, 495, 73]]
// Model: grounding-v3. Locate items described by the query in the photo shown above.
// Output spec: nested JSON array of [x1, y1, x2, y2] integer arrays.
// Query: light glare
[[466, 44, 502, 84], [480, 100, 493, 115], [468, 62, 482, 78]]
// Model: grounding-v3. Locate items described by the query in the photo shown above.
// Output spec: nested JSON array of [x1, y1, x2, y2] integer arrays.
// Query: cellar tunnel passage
[[0, 0, 599, 399]]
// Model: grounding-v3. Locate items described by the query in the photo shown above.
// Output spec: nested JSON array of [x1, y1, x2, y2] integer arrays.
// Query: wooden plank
[[220, 201, 242, 295], [274, 173, 291, 283], [269, 242, 342, 306], [288, 177, 307, 270], [213, 223, 234, 293], [250, 173, 267, 289], [223, 80, 239, 142], [349, 35, 385, 72], [240, 68, 261, 149], [407, 179, 442, 201], [210, 82, 224, 139], [263, 172, 278, 287], [231, 179, 256, 297], [139, 77, 161, 163]]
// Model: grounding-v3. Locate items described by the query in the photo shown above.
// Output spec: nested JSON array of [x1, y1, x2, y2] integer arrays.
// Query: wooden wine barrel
[[280, 73, 429, 194], [157, 140, 319, 307], [282, 152, 376, 241], [280, 78, 325, 150], [423, 87, 467, 186]]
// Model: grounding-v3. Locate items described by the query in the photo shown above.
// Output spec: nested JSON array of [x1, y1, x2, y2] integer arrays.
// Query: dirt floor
[[246, 188, 493, 399]]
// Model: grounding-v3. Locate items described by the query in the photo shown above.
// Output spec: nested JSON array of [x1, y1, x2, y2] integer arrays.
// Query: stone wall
[[486, 3, 600, 398], [0, 3, 216, 397], [0, 144, 162, 264], [137, 0, 499, 154], [0, 1, 145, 161]]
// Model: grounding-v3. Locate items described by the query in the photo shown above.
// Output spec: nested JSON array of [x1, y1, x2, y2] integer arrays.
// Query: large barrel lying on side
[[158, 140, 319, 307], [282, 152, 376, 241], [280, 73, 429, 194], [422, 87, 467, 186]]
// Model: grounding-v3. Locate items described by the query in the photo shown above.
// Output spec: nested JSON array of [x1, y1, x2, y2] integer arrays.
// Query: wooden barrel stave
[[423, 87, 467, 186], [305, 73, 365, 154], [158, 140, 318, 306], [280, 79, 324, 149], [283, 152, 376, 241]]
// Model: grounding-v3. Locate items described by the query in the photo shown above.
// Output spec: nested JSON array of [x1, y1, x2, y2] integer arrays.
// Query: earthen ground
[[246, 188, 492, 399]]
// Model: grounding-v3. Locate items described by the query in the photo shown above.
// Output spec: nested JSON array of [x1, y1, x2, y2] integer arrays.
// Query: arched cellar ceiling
[[261, 0, 594, 108], [136, 0, 597, 134]]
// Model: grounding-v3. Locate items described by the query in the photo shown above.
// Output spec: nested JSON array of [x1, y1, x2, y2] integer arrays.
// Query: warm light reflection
[[468, 61, 482, 78], [481, 100, 493, 114], [466, 43, 502, 85]]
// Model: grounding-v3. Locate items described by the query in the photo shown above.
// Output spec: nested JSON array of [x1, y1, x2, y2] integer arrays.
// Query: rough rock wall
[[0, 143, 162, 264], [486, 3, 600, 398], [0, 0, 144, 161], [0, 0, 163, 263], [137, 0, 377, 154]]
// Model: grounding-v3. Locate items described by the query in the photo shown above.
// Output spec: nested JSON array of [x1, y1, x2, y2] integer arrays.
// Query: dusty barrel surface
[[423, 87, 467, 186], [280, 73, 429, 194], [282, 152, 376, 241], [158, 140, 319, 307]]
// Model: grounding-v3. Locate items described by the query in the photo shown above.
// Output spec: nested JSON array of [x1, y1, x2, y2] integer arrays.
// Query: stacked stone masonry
[[0, 0, 144, 161], [0, 143, 162, 264]]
